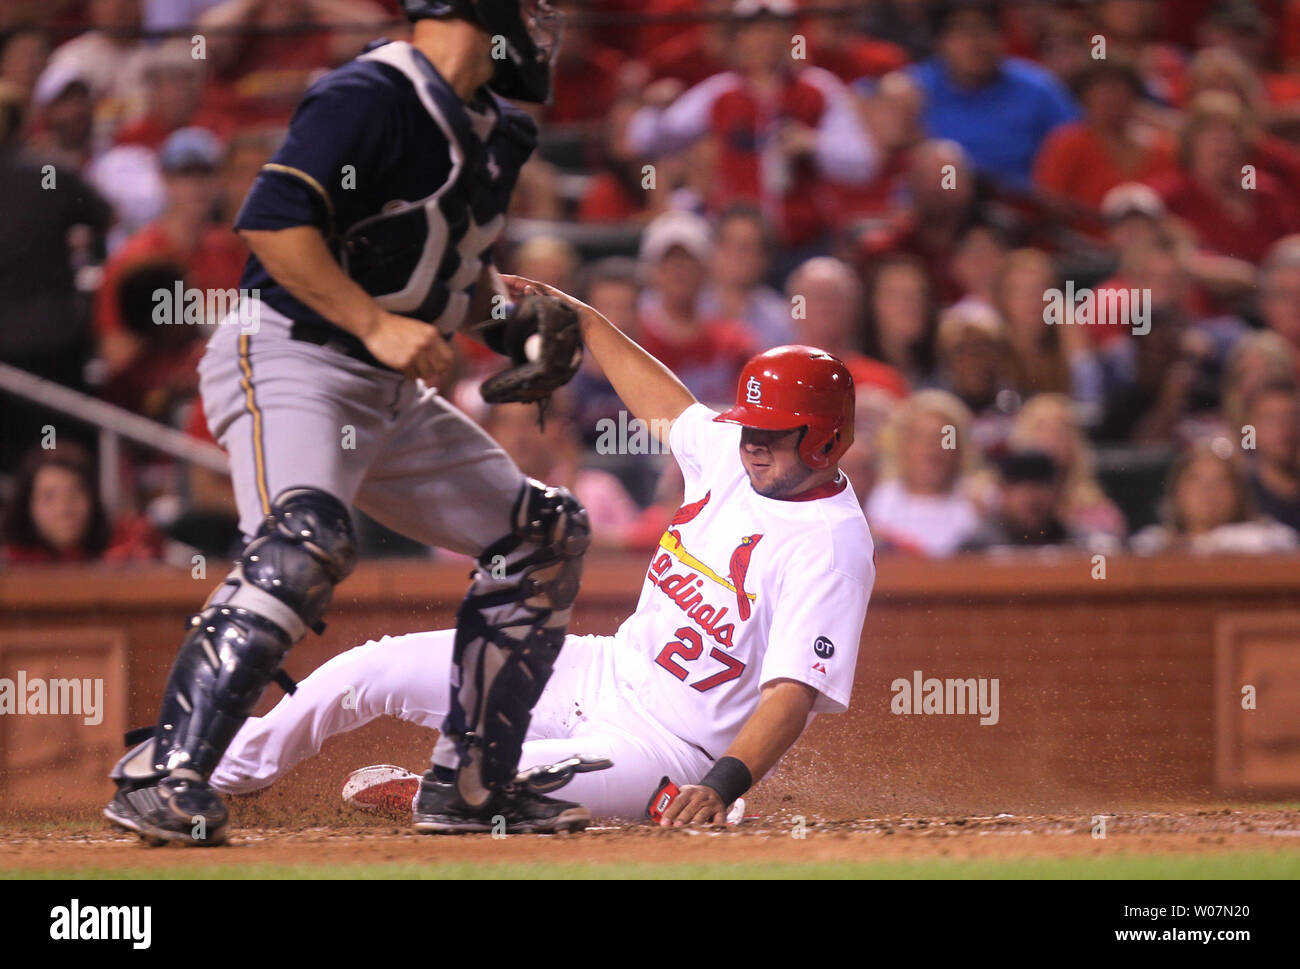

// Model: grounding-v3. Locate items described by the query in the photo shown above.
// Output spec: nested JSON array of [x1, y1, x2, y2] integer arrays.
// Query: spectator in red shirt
[[860, 138, 987, 303], [627, 0, 877, 251], [1086, 0, 1189, 107], [0, 443, 161, 564], [799, 4, 908, 84], [1092, 182, 1249, 332], [1196, 0, 1300, 109], [579, 96, 702, 224], [834, 69, 925, 226], [548, 6, 630, 125], [197, 0, 388, 128], [785, 255, 909, 400], [114, 41, 230, 151], [1147, 91, 1300, 264], [635, 210, 755, 405], [634, 0, 718, 62], [94, 128, 246, 381], [1033, 58, 1176, 227], [642, 0, 731, 86], [1186, 46, 1300, 204]]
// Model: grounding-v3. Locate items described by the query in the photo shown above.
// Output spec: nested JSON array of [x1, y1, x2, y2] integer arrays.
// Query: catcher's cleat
[[342, 764, 420, 815], [104, 775, 229, 847], [412, 771, 590, 835]]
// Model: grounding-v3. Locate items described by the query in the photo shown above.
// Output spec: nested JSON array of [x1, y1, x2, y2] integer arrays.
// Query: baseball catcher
[[105, 1, 600, 845]]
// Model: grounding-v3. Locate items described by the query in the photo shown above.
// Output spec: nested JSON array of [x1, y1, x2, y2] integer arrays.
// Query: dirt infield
[[2, 719, 1299, 877], [4, 804, 1299, 878]]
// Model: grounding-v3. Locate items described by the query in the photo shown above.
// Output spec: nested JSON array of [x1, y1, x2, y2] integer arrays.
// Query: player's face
[[739, 426, 812, 498]]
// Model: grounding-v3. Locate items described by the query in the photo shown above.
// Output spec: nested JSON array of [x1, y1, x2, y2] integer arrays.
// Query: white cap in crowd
[[1100, 182, 1166, 223], [639, 210, 714, 266], [732, 0, 798, 18], [32, 61, 96, 108]]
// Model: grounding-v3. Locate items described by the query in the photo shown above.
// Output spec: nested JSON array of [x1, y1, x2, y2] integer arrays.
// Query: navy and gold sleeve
[[234, 66, 399, 237]]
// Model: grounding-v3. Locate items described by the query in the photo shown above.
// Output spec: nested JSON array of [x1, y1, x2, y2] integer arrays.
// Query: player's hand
[[499, 274, 592, 318], [659, 784, 727, 827], [362, 310, 454, 385], [499, 273, 558, 300]]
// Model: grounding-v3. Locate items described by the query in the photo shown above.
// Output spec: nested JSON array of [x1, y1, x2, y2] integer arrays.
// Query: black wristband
[[699, 756, 752, 806]]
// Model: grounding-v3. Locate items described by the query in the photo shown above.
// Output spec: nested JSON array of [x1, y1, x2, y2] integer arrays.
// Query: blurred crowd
[[3, 0, 1300, 567]]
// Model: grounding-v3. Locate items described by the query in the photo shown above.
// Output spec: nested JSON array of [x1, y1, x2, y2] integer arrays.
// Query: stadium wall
[[2, 555, 1298, 816]]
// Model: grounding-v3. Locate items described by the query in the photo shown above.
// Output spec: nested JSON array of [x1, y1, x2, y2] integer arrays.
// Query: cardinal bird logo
[[670, 491, 711, 526], [728, 534, 763, 621]]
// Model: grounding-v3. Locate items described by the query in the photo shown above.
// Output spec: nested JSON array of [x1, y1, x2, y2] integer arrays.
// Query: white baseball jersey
[[612, 402, 876, 760]]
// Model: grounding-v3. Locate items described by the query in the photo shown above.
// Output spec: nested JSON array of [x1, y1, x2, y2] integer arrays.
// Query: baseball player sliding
[[106, 1, 600, 845], [211, 277, 877, 827]]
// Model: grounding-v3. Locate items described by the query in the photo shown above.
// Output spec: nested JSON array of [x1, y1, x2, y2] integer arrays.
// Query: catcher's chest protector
[[340, 42, 536, 334]]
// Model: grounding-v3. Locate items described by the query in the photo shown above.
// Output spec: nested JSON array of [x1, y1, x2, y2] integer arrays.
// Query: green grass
[[12, 851, 1300, 880]]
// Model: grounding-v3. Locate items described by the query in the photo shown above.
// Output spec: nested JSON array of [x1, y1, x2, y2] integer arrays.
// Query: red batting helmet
[[714, 345, 855, 470]]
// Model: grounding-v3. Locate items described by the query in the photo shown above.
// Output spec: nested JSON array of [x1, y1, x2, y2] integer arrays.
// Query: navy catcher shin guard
[[143, 487, 356, 779], [443, 479, 590, 807]]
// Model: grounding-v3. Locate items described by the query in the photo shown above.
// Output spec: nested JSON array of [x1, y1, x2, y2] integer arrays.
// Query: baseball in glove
[[477, 294, 583, 405]]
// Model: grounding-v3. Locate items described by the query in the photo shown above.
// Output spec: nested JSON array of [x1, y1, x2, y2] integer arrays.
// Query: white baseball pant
[[211, 632, 713, 820]]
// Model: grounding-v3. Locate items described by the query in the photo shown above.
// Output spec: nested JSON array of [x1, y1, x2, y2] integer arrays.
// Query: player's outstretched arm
[[659, 679, 817, 826], [499, 274, 697, 443], [240, 226, 454, 385]]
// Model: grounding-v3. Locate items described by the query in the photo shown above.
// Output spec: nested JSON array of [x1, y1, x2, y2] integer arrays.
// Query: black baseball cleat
[[104, 775, 230, 847], [412, 772, 590, 835]]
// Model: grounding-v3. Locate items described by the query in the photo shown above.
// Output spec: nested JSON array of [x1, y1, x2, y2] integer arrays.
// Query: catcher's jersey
[[613, 403, 875, 760], [234, 39, 536, 337]]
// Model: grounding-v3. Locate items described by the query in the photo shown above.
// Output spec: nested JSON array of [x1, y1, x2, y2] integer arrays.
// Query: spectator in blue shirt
[[908, 0, 1078, 192]]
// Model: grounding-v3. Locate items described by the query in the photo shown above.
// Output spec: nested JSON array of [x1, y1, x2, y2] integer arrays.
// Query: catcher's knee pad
[[151, 487, 356, 777], [446, 479, 589, 805]]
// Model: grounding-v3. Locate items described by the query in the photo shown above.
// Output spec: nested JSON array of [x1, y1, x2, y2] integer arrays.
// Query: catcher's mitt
[[479, 294, 582, 405]]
